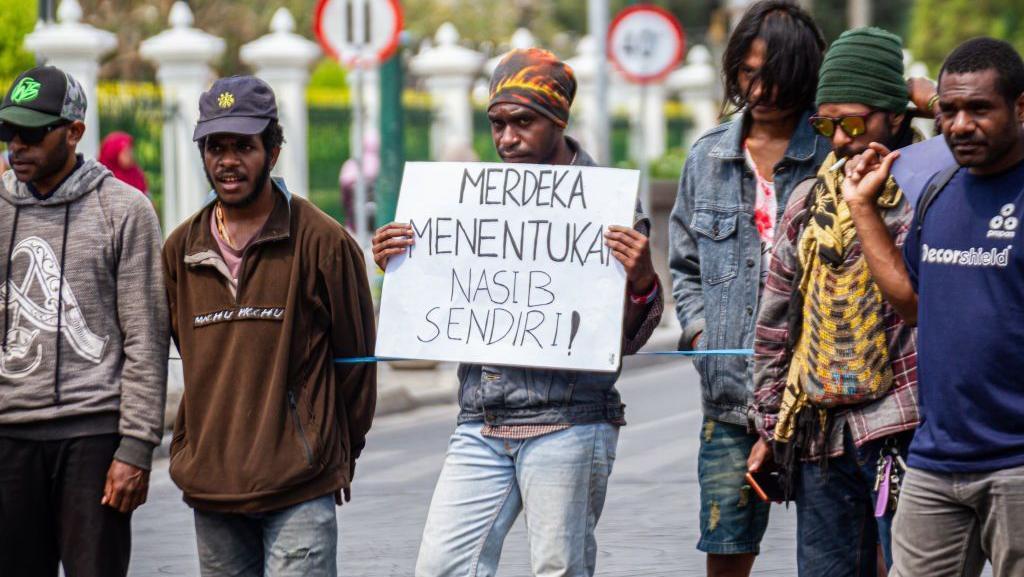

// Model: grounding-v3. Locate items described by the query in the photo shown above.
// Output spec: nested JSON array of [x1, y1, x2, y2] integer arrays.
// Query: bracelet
[[629, 279, 659, 305]]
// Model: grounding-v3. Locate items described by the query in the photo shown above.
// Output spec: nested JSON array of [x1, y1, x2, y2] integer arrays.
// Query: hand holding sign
[[372, 223, 414, 270], [604, 225, 656, 295]]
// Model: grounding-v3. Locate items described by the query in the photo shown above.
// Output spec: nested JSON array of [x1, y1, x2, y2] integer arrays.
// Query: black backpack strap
[[914, 164, 961, 234]]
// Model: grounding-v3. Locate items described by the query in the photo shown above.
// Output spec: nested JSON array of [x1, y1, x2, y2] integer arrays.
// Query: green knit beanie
[[816, 27, 908, 112]]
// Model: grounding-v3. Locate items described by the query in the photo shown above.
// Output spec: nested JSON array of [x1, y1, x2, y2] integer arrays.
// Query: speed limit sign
[[608, 5, 685, 84]]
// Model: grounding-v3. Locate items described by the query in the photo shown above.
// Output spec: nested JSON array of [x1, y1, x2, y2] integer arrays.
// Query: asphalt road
[[129, 357, 931, 576]]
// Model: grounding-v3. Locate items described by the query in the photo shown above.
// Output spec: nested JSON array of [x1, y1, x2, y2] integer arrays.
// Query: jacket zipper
[[287, 389, 315, 467], [233, 232, 288, 305]]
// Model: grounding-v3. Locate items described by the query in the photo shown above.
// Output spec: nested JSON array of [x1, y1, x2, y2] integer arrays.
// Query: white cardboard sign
[[376, 162, 640, 372]]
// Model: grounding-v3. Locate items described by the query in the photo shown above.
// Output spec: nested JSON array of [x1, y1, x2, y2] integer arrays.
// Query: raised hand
[[841, 142, 901, 208]]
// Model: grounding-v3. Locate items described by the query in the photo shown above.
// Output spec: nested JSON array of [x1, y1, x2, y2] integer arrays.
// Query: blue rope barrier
[[333, 349, 754, 364], [635, 349, 754, 356]]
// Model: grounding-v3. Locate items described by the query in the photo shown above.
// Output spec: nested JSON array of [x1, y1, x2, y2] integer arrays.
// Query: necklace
[[214, 203, 237, 250]]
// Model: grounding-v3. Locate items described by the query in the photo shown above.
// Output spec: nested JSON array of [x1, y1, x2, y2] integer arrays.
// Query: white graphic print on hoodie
[[0, 157, 169, 469]]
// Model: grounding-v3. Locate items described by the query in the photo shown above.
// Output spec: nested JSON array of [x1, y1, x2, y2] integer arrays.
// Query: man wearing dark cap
[[162, 75, 377, 576], [0, 66, 168, 576], [373, 48, 662, 577], [750, 27, 938, 576]]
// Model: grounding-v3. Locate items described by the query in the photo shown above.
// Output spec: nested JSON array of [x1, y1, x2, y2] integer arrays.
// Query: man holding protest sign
[[373, 48, 662, 577]]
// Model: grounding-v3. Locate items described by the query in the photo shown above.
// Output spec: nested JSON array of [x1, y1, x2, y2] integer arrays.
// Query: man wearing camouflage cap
[[0, 66, 169, 576]]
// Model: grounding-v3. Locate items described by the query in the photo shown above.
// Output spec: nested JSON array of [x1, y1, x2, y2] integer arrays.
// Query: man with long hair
[[668, 2, 828, 575]]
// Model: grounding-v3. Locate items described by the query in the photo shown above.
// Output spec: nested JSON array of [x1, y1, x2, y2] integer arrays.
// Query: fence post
[[24, 0, 116, 160], [377, 52, 403, 227], [241, 8, 320, 198], [485, 28, 537, 75], [566, 36, 600, 157], [629, 83, 668, 162], [904, 49, 935, 138], [140, 1, 225, 230], [409, 23, 484, 160], [667, 45, 719, 148]]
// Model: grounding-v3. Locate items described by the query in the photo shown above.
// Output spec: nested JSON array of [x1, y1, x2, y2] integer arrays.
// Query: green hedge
[[96, 84, 165, 218], [307, 104, 433, 224], [94, 82, 693, 228]]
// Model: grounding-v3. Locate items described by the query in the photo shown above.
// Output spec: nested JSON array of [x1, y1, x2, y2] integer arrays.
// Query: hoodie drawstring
[[53, 203, 70, 403], [2, 206, 20, 354]]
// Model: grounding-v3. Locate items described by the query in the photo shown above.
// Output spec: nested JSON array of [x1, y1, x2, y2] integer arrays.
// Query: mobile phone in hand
[[745, 470, 786, 503]]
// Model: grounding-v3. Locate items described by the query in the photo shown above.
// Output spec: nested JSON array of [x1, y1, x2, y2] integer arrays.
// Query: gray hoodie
[[0, 157, 168, 469]]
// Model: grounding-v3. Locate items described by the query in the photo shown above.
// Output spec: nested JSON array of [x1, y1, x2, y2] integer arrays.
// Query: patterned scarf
[[773, 152, 902, 445]]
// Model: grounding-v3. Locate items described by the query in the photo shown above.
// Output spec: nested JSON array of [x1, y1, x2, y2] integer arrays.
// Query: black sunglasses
[[0, 120, 70, 145]]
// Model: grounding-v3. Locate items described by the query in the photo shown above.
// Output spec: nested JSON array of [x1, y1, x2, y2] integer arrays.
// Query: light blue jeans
[[194, 494, 338, 577], [415, 422, 619, 577]]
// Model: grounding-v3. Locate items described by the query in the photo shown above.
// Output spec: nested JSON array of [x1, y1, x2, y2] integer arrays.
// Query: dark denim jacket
[[668, 111, 829, 426], [457, 138, 662, 426]]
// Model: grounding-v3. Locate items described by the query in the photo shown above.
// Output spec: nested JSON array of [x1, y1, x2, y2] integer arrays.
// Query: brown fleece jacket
[[163, 185, 376, 513]]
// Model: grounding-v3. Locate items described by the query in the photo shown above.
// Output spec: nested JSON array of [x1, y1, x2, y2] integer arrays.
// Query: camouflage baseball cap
[[0, 66, 87, 127]]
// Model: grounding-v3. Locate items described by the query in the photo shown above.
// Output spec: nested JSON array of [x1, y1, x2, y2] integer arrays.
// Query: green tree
[[908, 0, 1024, 71], [399, 0, 719, 58], [76, 0, 320, 80], [809, 0, 913, 43], [0, 0, 37, 81]]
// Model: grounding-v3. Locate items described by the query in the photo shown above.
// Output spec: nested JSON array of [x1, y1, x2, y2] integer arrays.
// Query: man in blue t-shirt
[[843, 38, 1024, 577]]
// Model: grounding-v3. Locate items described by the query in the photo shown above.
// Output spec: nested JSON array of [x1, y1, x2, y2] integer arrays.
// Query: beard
[[947, 132, 1015, 168], [204, 155, 273, 209], [23, 138, 72, 186]]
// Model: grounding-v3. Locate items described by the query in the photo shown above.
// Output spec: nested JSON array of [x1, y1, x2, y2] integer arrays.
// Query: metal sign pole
[[315, 0, 403, 265], [352, 72, 368, 249], [608, 5, 685, 216], [638, 82, 650, 214], [588, 0, 610, 166], [351, 0, 369, 251]]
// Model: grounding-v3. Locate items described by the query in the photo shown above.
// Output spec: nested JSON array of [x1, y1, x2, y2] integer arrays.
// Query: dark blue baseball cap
[[193, 75, 278, 141]]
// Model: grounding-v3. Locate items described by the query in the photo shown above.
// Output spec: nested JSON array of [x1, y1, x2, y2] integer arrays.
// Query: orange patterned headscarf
[[488, 48, 576, 128]]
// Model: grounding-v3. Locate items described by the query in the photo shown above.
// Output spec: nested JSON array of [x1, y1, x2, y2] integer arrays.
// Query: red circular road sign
[[314, 0, 403, 68], [608, 5, 685, 84]]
